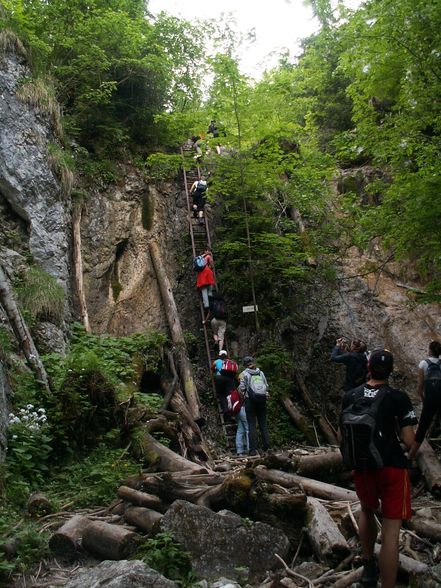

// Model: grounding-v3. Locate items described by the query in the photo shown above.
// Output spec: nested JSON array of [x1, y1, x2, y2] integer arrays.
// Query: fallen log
[[48, 515, 91, 557], [254, 467, 358, 502], [281, 397, 317, 445], [295, 373, 338, 445], [306, 497, 350, 565], [0, 264, 50, 392], [407, 517, 441, 542], [26, 492, 53, 517], [161, 348, 179, 410], [149, 240, 200, 420], [373, 544, 428, 575], [294, 451, 344, 479], [415, 440, 441, 495], [124, 506, 163, 534], [117, 486, 166, 512], [332, 567, 362, 588], [134, 430, 208, 474], [72, 203, 91, 333], [82, 520, 139, 560]]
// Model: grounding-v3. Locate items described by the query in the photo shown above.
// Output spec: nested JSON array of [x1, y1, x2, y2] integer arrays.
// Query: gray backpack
[[247, 370, 267, 402]]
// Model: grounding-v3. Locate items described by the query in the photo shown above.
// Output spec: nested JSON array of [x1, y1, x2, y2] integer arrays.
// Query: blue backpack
[[193, 255, 207, 272]]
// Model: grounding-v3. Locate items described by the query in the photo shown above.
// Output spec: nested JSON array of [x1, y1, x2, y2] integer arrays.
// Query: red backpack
[[226, 389, 243, 415], [220, 359, 238, 377]]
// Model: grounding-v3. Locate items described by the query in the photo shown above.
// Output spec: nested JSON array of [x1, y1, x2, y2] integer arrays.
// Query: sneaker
[[360, 557, 379, 587]]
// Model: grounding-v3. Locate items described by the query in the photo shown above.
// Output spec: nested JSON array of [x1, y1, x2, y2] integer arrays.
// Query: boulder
[[61, 559, 178, 588], [158, 500, 290, 582]]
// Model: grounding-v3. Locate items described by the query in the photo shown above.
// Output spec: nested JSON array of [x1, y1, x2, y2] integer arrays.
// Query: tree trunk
[[254, 466, 358, 502], [149, 241, 200, 420], [82, 520, 139, 560], [72, 204, 91, 333], [281, 397, 317, 445], [0, 264, 50, 393], [373, 544, 428, 575], [408, 517, 441, 542], [161, 348, 179, 410], [306, 497, 350, 564], [117, 485, 167, 512], [48, 515, 91, 556], [132, 430, 208, 474], [26, 492, 53, 517], [124, 506, 163, 534], [295, 373, 338, 445], [294, 451, 344, 478], [415, 440, 441, 495]]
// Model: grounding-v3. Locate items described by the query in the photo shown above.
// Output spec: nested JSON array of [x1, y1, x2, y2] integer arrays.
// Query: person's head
[[219, 350, 228, 359], [243, 356, 255, 368], [351, 339, 367, 353], [429, 340, 441, 358], [200, 175, 206, 181], [368, 348, 393, 380]]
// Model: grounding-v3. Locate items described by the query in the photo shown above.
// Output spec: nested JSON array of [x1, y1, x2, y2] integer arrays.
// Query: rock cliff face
[[1, 44, 440, 429], [80, 171, 191, 335], [0, 45, 70, 288]]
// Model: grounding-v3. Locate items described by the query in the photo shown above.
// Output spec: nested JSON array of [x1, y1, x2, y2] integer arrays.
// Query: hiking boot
[[360, 557, 379, 587]]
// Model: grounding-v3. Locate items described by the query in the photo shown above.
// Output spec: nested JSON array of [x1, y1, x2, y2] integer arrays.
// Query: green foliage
[[5, 405, 52, 488], [14, 266, 65, 325], [44, 441, 141, 509], [0, 509, 49, 583], [330, 0, 441, 297], [1, 1, 207, 152], [47, 142, 74, 195], [134, 532, 196, 586], [144, 153, 182, 182], [0, 326, 13, 356]]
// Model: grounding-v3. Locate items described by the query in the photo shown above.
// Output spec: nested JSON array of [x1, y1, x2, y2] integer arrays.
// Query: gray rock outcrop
[[159, 500, 290, 582], [61, 560, 178, 588], [0, 45, 70, 288]]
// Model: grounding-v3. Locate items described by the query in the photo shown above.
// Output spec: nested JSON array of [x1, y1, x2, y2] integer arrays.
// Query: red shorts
[[353, 467, 412, 520]]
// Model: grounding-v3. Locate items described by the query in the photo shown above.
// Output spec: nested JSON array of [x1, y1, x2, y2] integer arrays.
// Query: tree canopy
[[2, 0, 441, 299]]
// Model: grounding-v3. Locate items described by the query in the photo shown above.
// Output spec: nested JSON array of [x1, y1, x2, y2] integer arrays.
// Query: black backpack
[[424, 359, 441, 394], [339, 386, 387, 470], [211, 298, 227, 319], [196, 180, 207, 192]]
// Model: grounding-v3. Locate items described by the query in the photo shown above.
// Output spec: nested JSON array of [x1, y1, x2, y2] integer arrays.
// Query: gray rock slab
[[60, 559, 178, 588], [159, 500, 290, 582]]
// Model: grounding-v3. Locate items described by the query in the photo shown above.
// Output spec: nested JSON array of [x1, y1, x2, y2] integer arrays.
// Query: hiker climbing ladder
[[180, 148, 236, 449]]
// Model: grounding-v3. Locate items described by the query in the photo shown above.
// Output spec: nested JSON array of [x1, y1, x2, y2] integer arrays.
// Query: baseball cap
[[368, 349, 393, 375], [219, 350, 227, 357], [243, 356, 254, 367]]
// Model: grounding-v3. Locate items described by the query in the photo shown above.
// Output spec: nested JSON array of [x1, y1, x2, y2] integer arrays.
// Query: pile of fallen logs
[[44, 444, 441, 586]]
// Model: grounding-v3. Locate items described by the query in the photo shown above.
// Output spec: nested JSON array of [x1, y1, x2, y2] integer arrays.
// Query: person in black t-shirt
[[340, 349, 417, 588], [331, 337, 368, 391]]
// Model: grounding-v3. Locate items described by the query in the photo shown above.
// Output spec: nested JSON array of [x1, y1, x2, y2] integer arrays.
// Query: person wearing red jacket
[[196, 251, 216, 309]]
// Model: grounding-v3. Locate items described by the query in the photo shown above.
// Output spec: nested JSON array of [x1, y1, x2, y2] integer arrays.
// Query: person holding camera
[[331, 337, 368, 392]]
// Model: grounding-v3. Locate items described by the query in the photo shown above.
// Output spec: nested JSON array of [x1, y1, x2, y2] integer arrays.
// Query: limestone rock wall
[[0, 47, 70, 288], [80, 170, 192, 335]]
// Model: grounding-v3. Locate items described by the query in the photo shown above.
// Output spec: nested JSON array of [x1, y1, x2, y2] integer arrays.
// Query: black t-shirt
[[341, 384, 418, 468]]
